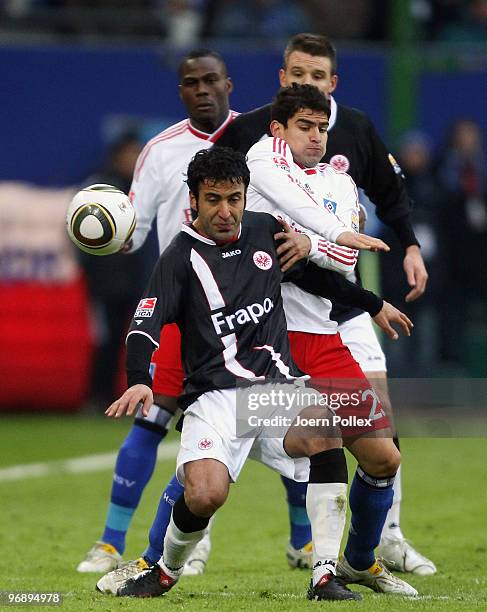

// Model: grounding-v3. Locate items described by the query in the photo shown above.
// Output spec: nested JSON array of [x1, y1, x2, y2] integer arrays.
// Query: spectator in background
[[210, 0, 311, 40], [159, 0, 203, 48], [379, 130, 443, 376], [436, 118, 487, 369], [436, 0, 487, 41], [299, 0, 375, 41], [78, 133, 155, 411], [415, 0, 463, 40]]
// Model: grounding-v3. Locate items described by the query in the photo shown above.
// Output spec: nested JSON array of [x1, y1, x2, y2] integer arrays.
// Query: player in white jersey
[[77, 49, 238, 574], [215, 33, 434, 575], [246, 135, 361, 336], [129, 109, 237, 257], [277, 36, 434, 575], [243, 84, 417, 596]]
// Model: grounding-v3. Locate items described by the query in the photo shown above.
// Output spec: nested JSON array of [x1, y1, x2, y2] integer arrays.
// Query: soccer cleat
[[77, 541, 122, 573], [116, 563, 178, 598], [377, 536, 437, 575], [307, 573, 362, 601], [96, 557, 149, 594], [286, 541, 313, 569], [337, 556, 418, 596], [182, 536, 211, 576]]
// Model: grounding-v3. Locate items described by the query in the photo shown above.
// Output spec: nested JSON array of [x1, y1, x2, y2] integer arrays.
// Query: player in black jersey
[[215, 33, 435, 576], [102, 147, 415, 601]]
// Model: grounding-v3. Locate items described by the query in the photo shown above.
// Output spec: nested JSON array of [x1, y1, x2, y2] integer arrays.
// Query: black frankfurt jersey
[[215, 97, 418, 323], [126, 211, 382, 408], [127, 211, 304, 409]]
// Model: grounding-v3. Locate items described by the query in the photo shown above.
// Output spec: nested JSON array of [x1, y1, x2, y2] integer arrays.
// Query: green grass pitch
[[0, 415, 486, 610]]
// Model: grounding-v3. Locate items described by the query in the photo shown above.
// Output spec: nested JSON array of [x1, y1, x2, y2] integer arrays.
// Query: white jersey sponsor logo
[[211, 298, 274, 335]]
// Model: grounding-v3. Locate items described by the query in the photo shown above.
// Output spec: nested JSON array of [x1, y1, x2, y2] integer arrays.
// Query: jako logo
[[211, 298, 274, 335], [222, 249, 241, 259], [253, 251, 272, 270]]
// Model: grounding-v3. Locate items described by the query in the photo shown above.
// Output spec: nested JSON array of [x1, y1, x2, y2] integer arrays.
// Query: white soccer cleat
[[77, 541, 122, 573], [377, 536, 437, 576], [96, 557, 150, 594], [337, 556, 418, 596], [286, 541, 313, 569], [182, 535, 211, 576]]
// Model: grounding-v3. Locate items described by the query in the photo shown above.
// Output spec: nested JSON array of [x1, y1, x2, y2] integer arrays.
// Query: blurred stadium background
[[0, 1, 486, 608]]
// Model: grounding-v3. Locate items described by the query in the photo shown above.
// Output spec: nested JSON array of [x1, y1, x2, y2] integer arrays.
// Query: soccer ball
[[66, 184, 136, 255]]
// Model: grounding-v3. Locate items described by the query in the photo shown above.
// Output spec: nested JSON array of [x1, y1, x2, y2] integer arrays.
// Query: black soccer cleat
[[307, 573, 362, 601], [116, 563, 177, 598]]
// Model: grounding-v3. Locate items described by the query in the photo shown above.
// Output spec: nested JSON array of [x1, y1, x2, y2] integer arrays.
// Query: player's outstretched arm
[[372, 301, 413, 340], [274, 216, 359, 274], [336, 230, 390, 252], [105, 384, 153, 419]]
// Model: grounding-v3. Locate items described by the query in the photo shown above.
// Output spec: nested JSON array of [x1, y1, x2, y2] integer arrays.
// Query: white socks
[[381, 464, 404, 540], [159, 516, 206, 579], [306, 482, 348, 586]]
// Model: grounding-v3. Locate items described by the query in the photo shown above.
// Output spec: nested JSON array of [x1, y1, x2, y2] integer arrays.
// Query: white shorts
[[176, 387, 311, 485], [338, 312, 387, 373]]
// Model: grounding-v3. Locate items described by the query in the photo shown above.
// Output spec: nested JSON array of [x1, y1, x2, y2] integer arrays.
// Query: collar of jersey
[[295, 160, 318, 174], [187, 111, 236, 142], [181, 222, 242, 245]]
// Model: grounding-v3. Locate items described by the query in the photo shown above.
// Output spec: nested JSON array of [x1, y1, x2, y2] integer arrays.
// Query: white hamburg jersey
[[246, 136, 360, 334], [128, 111, 238, 254]]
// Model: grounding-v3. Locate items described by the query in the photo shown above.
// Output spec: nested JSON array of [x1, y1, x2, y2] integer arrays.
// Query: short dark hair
[[186, 147, 250, 199], [178, 49, 228, 79], [283, 33, 337, 74], [271, 84, 330, 127]]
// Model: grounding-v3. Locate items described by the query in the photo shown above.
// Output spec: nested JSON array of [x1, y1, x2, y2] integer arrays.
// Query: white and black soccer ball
[[66, 184, 136, 255]]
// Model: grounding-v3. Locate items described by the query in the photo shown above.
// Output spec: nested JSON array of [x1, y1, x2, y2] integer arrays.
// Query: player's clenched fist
[[105, 384, 153, 419]]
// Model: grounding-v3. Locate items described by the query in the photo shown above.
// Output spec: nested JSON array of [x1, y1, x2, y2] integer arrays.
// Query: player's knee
[[300, 435, 341, 457], [364, 443, 400, 478], [185, 483, 228, 517], [285, 406, 341, 457]]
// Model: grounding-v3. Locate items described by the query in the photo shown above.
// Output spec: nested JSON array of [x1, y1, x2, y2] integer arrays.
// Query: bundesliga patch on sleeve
[[388, 153, 403, 175], [351, 210, 360, 231], [135, 297, 157, 317], [273, 157, 290, 172]]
